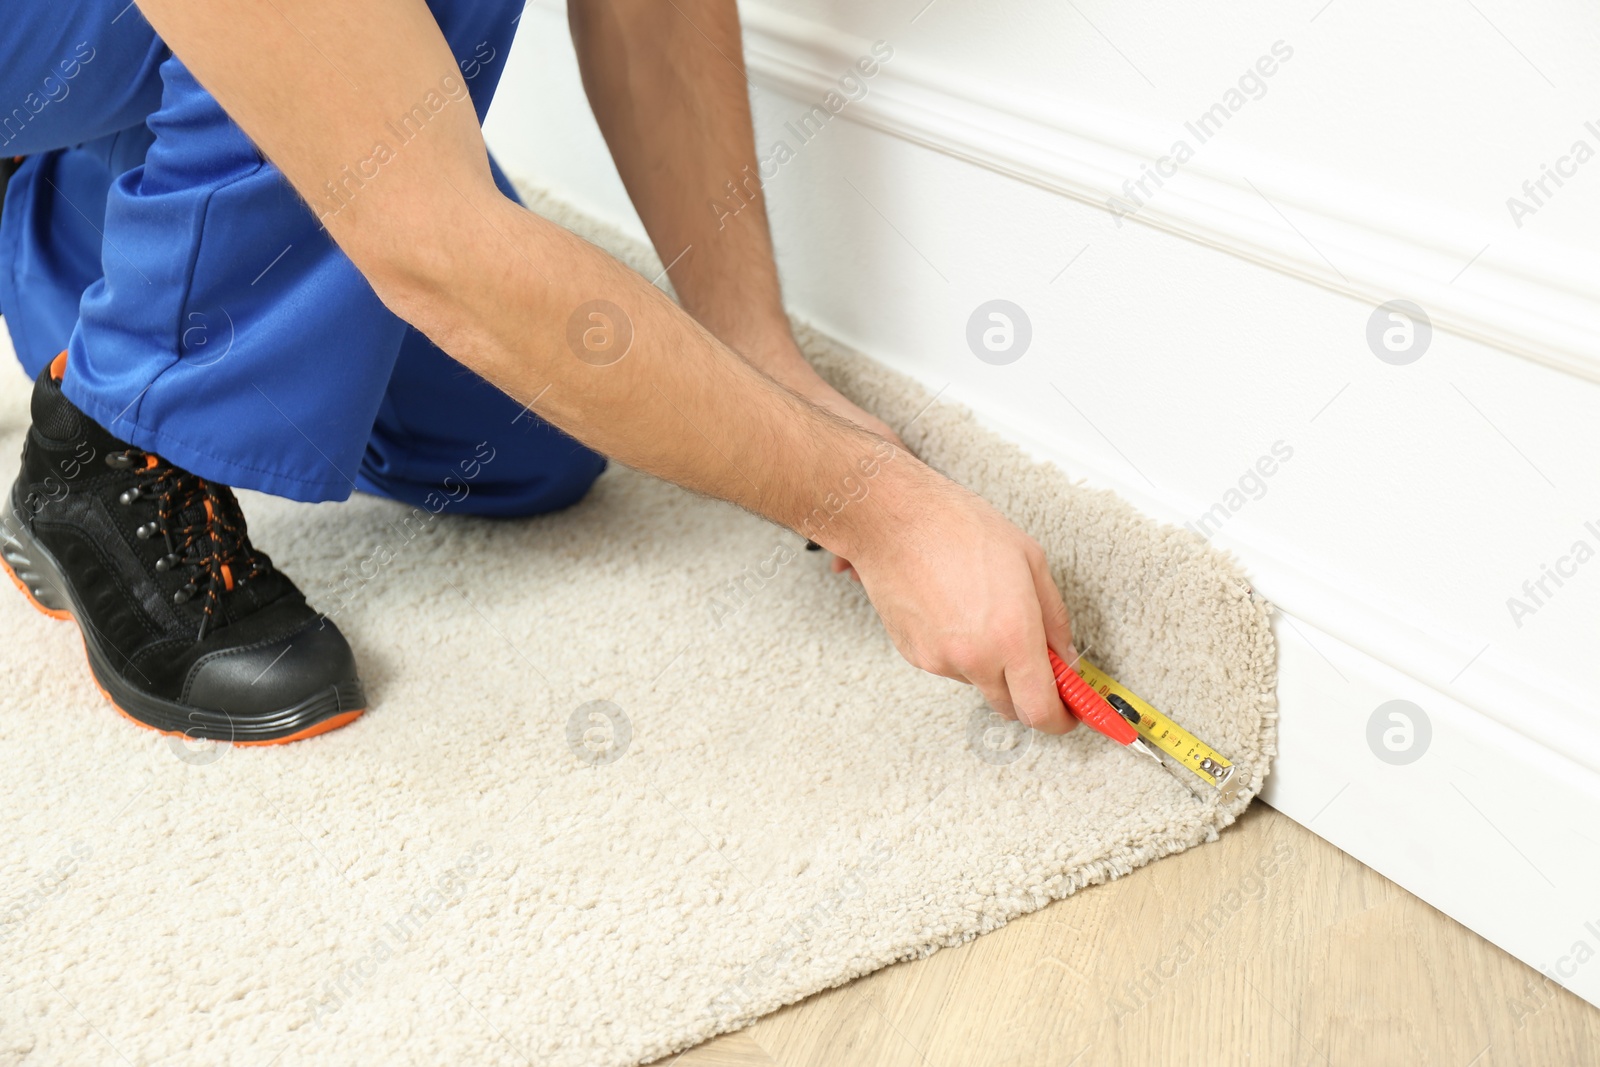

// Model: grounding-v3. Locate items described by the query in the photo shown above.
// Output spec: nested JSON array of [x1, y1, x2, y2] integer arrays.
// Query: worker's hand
[[839, 468, 1079, 734]]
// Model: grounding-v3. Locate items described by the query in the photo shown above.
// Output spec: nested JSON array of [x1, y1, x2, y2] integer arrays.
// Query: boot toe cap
[[183, 618, 363, 719]]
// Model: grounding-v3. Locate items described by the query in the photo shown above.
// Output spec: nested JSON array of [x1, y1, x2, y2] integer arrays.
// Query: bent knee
[[461, 451, 607, 518]]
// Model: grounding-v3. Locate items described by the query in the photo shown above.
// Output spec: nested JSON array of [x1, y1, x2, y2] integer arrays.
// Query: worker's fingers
[[1005, 637, 1074, 735], [1028, 547, 1077, 666], [972, 673, 1018, 722]]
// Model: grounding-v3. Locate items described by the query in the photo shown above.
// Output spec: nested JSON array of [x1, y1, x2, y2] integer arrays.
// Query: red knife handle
[[1048, 649, 1139, 745]]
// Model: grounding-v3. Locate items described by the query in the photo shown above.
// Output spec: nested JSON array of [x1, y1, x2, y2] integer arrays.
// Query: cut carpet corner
[[0, 184, 1276, 1067]]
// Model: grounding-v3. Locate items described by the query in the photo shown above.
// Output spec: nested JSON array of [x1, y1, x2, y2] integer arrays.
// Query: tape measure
[[1076, 658, 1249, 800]]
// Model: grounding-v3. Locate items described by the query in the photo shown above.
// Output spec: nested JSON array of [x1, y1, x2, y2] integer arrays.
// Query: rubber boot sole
[[1, 513, 364, 745]]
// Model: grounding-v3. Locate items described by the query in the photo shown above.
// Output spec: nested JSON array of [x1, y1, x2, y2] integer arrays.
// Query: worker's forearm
[[569, 0, 908, 451], [396, 186, 912, 555], [568, 0, 793, 363]]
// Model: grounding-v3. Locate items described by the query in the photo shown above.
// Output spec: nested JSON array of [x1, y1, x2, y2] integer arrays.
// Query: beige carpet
[[0, 187, 1276, 1066]]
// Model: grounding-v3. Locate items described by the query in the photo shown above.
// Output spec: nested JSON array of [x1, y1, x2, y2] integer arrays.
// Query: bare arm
[[569, 0, 782, 361], [568, 0, 900, 448], [133, 0, 1077, 733]]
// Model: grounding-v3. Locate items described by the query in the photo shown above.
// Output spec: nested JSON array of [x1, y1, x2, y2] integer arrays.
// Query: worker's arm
[[566, 0, 898, 449], [132, 0, 1078, 733]]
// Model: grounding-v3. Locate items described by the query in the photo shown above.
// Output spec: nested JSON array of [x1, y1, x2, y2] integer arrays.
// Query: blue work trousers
[[0, 0, 605, 515]]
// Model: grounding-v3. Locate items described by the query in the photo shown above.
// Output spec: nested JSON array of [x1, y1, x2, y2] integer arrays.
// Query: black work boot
[[2, 354, 366, 743]]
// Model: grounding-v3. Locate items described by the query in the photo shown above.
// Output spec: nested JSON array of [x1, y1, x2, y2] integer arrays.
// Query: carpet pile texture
[[0, 187, 1276, 1065]]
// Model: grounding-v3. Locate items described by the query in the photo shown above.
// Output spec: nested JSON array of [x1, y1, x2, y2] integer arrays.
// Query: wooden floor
[[666, 806, 1600, 1066]]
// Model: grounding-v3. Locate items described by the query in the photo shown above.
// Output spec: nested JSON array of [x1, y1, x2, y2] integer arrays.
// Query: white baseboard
[[1265, 612, 1600, 1011], [731, 3, 1600, 383]]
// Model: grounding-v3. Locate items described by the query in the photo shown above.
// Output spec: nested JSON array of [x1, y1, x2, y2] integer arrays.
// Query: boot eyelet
[[136, 522, 159, 540], [105, 452, 136, 470], [155, 554, 180, 572], [173, 584, 196, 605], [118, 487, 141, 505]]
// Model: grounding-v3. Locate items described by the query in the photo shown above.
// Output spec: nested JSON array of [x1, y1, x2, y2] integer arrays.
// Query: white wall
[[484, 0, 1600, 1005]]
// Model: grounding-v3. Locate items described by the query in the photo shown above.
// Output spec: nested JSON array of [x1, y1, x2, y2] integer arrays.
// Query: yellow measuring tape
[[1077, 659, 1249, 800]]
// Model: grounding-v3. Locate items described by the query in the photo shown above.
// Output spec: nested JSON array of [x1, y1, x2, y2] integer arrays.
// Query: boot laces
[[114, 450, 270, 639]]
